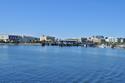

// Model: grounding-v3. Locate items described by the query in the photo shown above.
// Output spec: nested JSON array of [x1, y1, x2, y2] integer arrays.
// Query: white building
[[0, 34, 9, 42], [40, 35, 55, 43], [105, 37, 118, 43]]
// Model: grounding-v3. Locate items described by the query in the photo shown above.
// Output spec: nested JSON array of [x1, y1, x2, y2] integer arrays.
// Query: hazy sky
[[0, 0, 125, 38]]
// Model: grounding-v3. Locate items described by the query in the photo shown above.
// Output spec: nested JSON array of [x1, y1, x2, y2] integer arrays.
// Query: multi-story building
[[9, 35, 22, 43], [117, 38, 125, 43], [0, 34, 9, 42], [105, 37, 118, 43], [120, 38, 125, 43], [0, 34, 22, 43], [89, 35, 105, 44], [81, 37, 88, 44], [21, 36, 39, 43], [0, 34, 39, 43], [40, 35, 55, 44]]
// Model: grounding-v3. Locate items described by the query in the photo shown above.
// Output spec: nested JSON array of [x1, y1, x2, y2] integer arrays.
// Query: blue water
[[0, 46, 125, 83]]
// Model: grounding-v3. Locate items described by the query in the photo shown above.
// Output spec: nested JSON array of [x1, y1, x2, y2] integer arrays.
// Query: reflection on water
[[0, 45, 9, 64], [0, 46, 125, 83]]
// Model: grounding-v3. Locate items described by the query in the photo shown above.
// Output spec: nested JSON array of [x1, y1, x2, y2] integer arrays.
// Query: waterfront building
[[21, 36, 39, 43], [89, 35, 105, 44], [118, 38, 125, 43], [105, 37, 118, 43], [81, 37, 88, 44], [63, 38, 81, 45], [0, 34, 22, 43], [0, 34, 9, 42], [40, 35, 55, 44], [0, 34, 39, 43], [9, 35, 22, 43]]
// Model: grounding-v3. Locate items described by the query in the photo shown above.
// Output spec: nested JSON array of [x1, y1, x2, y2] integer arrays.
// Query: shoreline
[[0, 43, 125, 49]]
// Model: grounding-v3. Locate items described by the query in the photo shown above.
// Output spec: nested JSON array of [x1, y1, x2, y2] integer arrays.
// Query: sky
[[0, 0, 125, 38]]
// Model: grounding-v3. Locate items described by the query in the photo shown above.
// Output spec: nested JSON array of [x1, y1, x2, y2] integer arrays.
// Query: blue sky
[[0, 0, 125, 38]]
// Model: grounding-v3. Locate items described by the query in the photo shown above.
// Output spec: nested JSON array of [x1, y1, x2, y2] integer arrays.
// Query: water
[[0, 46, 125, 83]]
